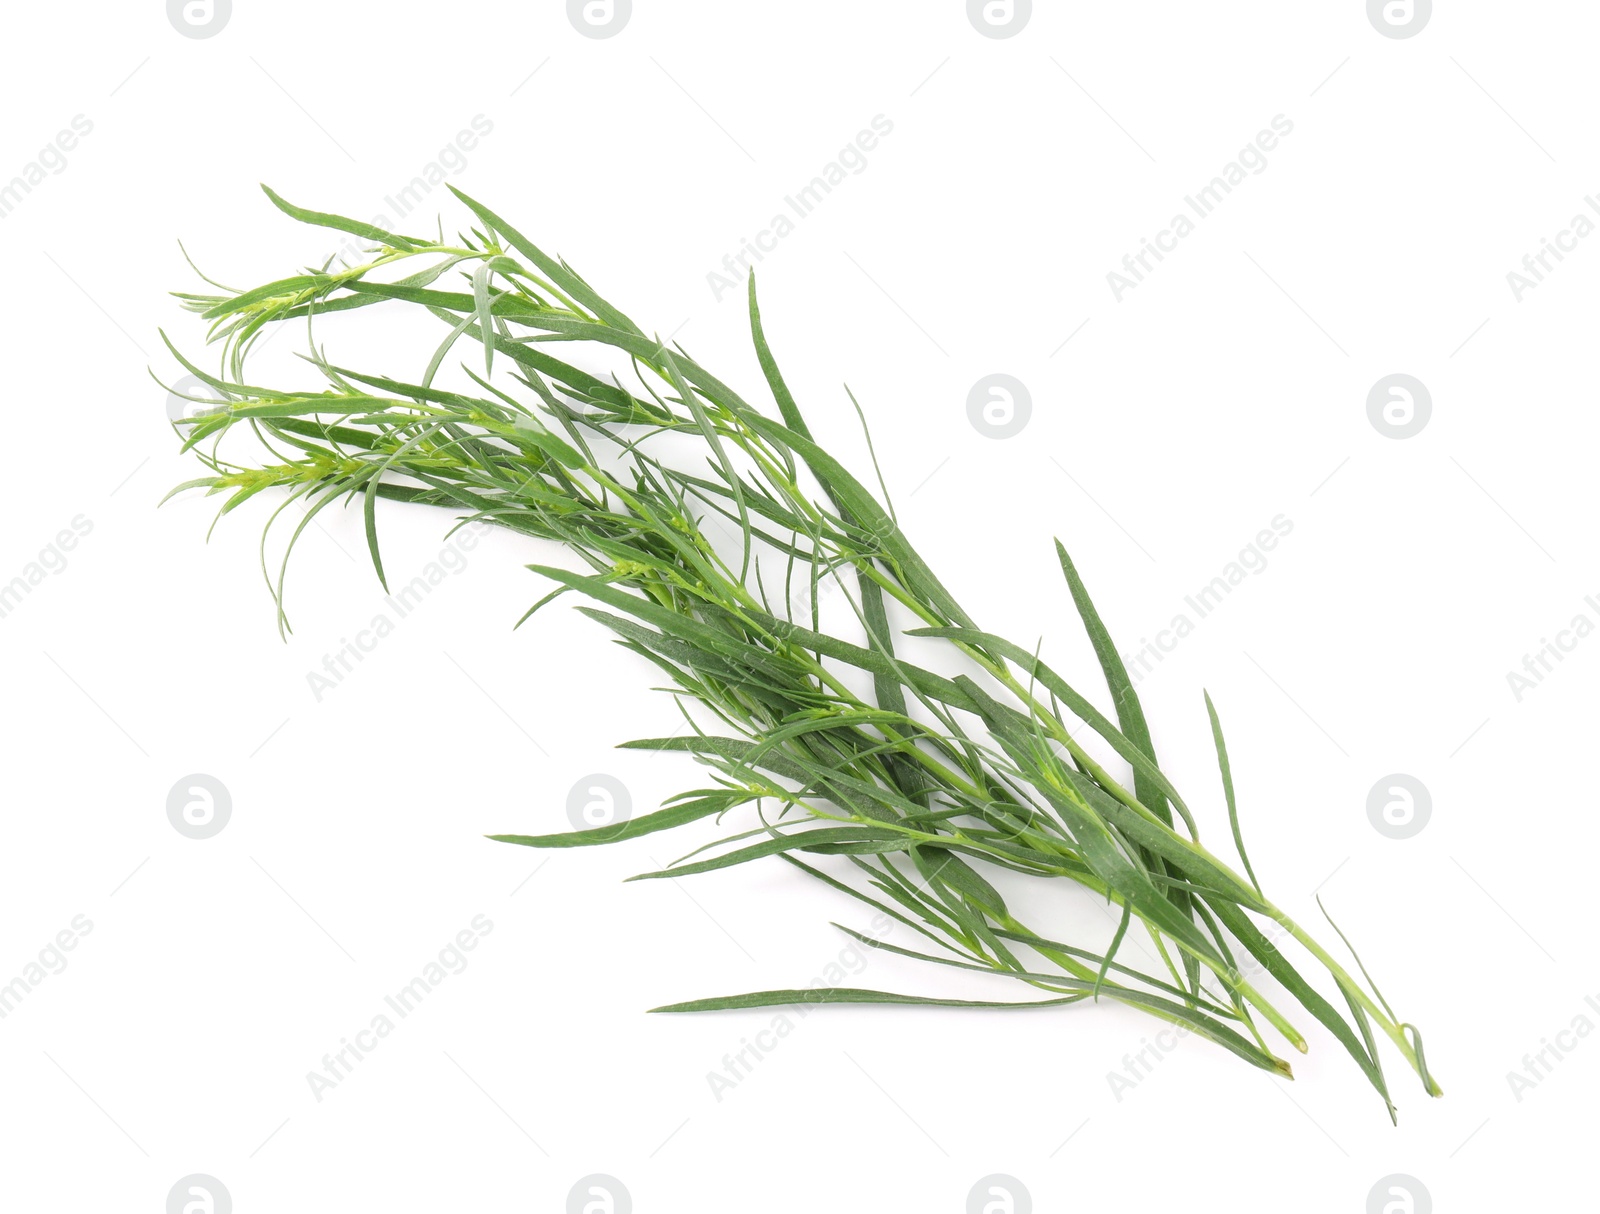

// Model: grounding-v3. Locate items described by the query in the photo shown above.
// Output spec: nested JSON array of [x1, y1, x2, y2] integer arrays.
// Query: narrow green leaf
[[1056, 538, 1198, 991], [362, 467, 388, 592], [741, 413, 976, 631], [917, 847, 1008, 917], [1209, 898, 1387, 1098], [472, 262, 495, 377], [1094, 901, 1132, 1002], [906, 624, 1197, 835], [1205, 689, 1261, 895], [261, 184, 425, 250], [747, 270, 808, 438], [649, 987, 1086, 1013], [626, 826, 903, 881], [490, 793, 736, 849], [1054, 539, 1168, 823], [835, 925, 1290, 1075], [447, 185, 640, 334]]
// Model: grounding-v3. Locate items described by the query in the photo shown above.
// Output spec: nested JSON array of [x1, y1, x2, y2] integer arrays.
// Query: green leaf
[[747, 270, 808, 438], [1205, 689, 1261, 895], [261, 184, 426, 251], [1054, 540, 1168, 823], [490, 792, 737, 849], [741, 412, 976, 631], [447, 185, 640, 334], [906, 624, 1197, 837], [951, 675, 1238, 981], [626, 826, 904, 881], [362, 465, 388, 592], [1094, 901, 1132, 1003], [649, 987, 1086, 1013], [916, 847, 1008, 917], [526, 566, 800, 686], [472, 262, 496, 378], [1056, 538, 1198, 990], [661, 349, 750, 580], [834, 926, 1290, 1075], [1208, 898, 1385, 1096]]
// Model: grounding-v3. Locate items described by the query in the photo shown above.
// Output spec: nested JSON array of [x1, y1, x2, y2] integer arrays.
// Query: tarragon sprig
[[163, 185, 1442, 1118]]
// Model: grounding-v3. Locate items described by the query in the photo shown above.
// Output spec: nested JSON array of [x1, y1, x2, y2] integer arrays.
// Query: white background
[[0, 1, 1590, 1210]]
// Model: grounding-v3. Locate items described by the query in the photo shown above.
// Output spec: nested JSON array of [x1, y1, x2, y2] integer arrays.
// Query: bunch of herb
[[164, 186, 1441, 1118]]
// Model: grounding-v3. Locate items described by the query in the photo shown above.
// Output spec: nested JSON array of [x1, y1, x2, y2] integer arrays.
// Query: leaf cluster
[[163, 186, 1441, 1117]]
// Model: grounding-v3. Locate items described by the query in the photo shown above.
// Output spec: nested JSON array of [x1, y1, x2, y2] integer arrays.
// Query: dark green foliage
[[166, 186, 1440, 1116]]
